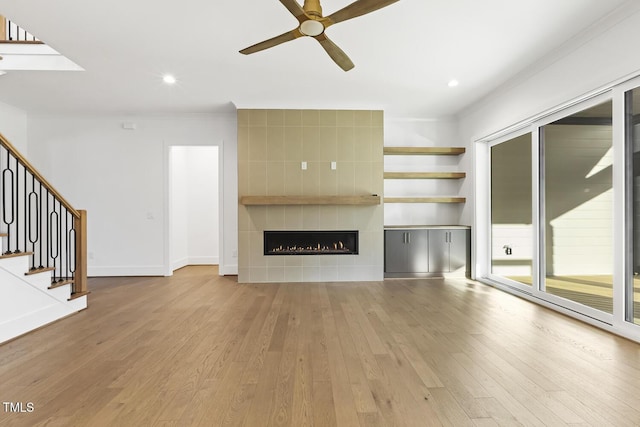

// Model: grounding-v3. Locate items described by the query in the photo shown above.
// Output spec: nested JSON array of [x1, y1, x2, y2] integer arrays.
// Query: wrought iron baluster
[[64, 208, 69, 280], [2, 152, 15, 254], [70, 215, 76, 293], [23, 164, 27, 255], [28, 175, 39, 269], [46, 189, 51, 270], [14, 157, 20, 253], [49, 202, 59, 282], [58, 200, 63, 281], [38, 182, 43, 268]]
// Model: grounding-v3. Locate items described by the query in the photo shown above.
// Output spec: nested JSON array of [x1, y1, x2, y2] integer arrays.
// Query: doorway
[[168, 146, 220, 273]]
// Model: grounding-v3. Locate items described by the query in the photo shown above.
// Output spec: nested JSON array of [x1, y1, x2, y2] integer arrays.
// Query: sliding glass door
[[486, 98, 615, 321], [627, 88, 640, 325], [542, 101, 614, 314], [483, 79, 640, 335], [491, 133, 533, 287]]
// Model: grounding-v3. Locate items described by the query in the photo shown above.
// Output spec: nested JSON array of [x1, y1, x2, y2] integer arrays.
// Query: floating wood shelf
[[383, 147, 465, 155], [384, 172, 466, 179], [384, 197, 466, 204], [240, 195, 381, 206]]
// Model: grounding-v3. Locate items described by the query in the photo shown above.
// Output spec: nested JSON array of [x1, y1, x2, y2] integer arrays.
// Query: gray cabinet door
[[386, 228, 468, 276], [406, 230, 429, 273], [428, 229, 450, 272], [385, 230, 409, 273], [449, 229, 468, 273]]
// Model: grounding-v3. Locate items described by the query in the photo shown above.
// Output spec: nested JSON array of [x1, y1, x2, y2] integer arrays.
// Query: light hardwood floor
[[2, 266, 640, 426]]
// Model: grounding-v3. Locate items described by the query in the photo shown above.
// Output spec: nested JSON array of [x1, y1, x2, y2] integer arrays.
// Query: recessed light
[[448, 79, 459, 88], [163, 74, 177, 85]]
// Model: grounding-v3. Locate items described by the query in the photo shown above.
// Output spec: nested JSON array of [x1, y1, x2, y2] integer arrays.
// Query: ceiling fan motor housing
[[303, 0, 323, 17]]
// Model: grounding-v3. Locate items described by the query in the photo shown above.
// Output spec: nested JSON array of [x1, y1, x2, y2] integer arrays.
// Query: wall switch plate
[[301, 161, 307, 170], [331, 161, 337, 170]]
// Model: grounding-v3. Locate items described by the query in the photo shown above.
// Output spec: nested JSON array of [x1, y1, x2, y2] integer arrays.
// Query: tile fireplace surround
[[238, 109, 384, 283]]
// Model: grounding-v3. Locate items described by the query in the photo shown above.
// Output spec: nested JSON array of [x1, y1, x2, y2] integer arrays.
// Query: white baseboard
[[88, 265, 165, 277], [172, 258, 189, 272], [171, 257, 220, 273], [219, 263, 238, 276], [89, 262, 228, 277], [188, 256, 219, 265]]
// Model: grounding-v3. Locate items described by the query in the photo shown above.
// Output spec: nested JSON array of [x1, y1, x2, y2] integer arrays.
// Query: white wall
[[186, 147, 219, 263], [26, 113, 237, 276], [0, 100, 27, 152], [384, 117, 464, 225], [171, 146, 219, 270]]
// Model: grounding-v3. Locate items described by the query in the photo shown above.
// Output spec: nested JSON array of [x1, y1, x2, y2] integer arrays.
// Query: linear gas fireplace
[[264, 230, 358, 255]]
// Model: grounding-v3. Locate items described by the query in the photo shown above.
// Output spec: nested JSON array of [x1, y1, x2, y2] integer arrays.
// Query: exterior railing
[[0, 132, 87, 296]]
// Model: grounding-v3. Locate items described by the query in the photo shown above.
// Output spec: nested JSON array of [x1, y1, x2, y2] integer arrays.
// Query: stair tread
[[0, 251, 34, 259], [25, 267, 56, 276], [49, 279, 74, 290], [68, 291, 90, 301]]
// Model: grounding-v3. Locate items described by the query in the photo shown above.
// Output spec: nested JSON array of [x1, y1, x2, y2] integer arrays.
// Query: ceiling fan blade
[[314, 33, 354, 71], [240, 29, 303, 55], [280, 0, 307, 23], [326, 0, 400, 25]]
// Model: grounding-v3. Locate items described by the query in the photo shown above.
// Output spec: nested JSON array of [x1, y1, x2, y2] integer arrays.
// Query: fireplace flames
[[264, 230, 358, 256], [268, 241, 351, 254]]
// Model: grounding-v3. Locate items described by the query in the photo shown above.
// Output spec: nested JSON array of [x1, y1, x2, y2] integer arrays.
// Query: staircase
[[0, 132, 88, 344], [0, 244, 87, 343]]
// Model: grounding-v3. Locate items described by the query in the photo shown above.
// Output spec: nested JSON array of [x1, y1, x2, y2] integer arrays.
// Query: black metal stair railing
[[2, 18, 39, 42], [0, 133, 86, 294]]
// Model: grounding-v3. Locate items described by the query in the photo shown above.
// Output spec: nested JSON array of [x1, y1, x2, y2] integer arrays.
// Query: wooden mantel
[[240, 195, 381, 206]]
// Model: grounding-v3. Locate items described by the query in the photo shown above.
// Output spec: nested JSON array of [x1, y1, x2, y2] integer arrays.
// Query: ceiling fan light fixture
[[300, 20, 324, 36]]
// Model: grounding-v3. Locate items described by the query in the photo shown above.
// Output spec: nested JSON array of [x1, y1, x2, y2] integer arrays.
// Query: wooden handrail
[[0, 132, 80, 218]]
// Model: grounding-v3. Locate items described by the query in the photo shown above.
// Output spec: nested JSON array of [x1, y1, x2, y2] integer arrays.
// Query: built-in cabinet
[[385, 229, 430, 273], [384, 226, 470, 277]]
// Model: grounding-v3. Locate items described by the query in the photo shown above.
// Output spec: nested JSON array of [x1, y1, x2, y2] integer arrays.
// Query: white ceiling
[[0, 0, 631, 118]]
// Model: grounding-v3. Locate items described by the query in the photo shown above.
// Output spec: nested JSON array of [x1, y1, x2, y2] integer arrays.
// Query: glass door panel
[[627, 89, 640, 325], [543, 101, 613, 313], [491, 134, 533, 285]]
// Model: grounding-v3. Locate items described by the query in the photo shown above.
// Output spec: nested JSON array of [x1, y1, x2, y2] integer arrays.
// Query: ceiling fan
[[239, 0, 401, 71]]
